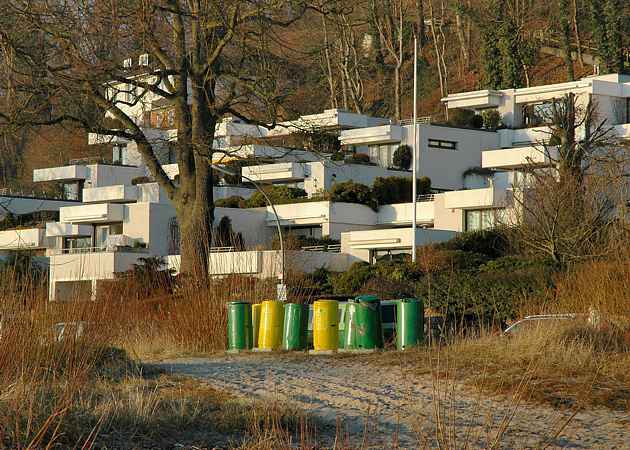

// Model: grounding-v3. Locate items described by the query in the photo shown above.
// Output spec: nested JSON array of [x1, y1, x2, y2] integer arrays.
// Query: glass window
[[428, 139, 457, 150], [109, 222, 123, 235], [95, 225, 110, 248], [465, 210, 482, 232], [64, 237, 92, 253]]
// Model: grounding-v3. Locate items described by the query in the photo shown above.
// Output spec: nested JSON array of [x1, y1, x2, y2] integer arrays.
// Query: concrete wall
[[0, 228, 45, 250], [48, 251, 145, 300], [433, 193, 465, 232], [377, 202, 435, 225], [86, 164, 145, 188], [148, 203, 178, 255], [198, 250, 358, 278], [413, 125, 499, 190], [215, 207, 271, 248], [340, 227, 457, 262], [305, 162, 411, 196]]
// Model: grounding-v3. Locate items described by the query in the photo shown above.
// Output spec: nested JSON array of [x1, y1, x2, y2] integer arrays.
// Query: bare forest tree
[[509, 94, 629, 265], [0, 0, 324, 275], [319, 1, 366, 113]]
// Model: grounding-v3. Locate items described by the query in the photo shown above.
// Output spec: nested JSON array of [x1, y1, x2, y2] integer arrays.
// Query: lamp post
[[411, 35, 418, 263], [211, 165, 286, 297]]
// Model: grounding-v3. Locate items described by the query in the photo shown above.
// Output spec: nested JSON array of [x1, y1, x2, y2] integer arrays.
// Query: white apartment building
[[3, 72, 629, 298]]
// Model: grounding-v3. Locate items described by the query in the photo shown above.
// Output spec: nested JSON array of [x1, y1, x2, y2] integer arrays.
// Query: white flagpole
[[412, 35, 418, 263]]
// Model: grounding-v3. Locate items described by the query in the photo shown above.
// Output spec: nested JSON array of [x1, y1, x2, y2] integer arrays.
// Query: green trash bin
[[344, 295, 384, 350], [227, 301, 253, 351], [396, 298, 424, 350], [282, 303, 308, 350]]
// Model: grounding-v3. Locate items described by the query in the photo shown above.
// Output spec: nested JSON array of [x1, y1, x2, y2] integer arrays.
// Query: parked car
[[503, 314, 577, 335]]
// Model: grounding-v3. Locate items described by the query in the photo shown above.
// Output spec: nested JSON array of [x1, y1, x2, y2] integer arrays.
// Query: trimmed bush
[[438, 229, 509, 259], [328, 180, 377, 210], [392, 145, 412, 170], [372, 176, 432, 206], [481, 109, 501, 131], [215, 195, 247, 208], [346, 152, 372, 164], [245, 185, 307, 208]]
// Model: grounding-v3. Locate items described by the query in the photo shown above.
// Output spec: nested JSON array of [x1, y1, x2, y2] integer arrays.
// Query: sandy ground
[[151, 354, 629, 449]]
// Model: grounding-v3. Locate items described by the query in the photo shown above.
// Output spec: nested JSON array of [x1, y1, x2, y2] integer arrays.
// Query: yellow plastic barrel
[[251, 303, 261, 348], [313, 300, 339, 352], [258, 300, 284, 350]]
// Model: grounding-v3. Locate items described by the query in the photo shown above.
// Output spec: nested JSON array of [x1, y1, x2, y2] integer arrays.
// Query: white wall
[[433, 193, 464, 232], [86, 164, 146, 188], [0, 228, 45, 250], [148, 203, 177, 255], [412, 125, 499, 190], [377, 202, 435, 225], [305, 162, 411, 196], [326, 202, 377, 239], [340, 227, 457, 262], [215, 207, 271, 248]]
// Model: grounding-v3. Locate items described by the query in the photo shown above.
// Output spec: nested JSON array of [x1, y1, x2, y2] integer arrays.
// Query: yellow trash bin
[[251, 303, 261, 348], [313, 300, 339, 352], [258, 300, 284, 350]]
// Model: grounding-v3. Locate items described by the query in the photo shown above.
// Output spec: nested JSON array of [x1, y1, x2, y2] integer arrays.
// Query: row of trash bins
[[227, 295, 424, 353]]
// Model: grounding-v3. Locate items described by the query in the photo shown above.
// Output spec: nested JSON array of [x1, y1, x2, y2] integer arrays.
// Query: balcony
[[59, 203, 124, 224], [442, 89, 503, 109], [46, 222, 93, 238], [33, 165, 88, 183], [443, 186, 508, 210], [83, 185, 139, 203], [242, 162, 306, 183], [339, 125, 403, 146], [482, 145, 558, 170], [0, 228, 46, 249], [377, 202, 435, 226], [49, 251, 147, 284]]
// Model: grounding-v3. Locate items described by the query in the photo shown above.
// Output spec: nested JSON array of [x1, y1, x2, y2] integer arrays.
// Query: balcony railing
[[301, 244, 341, 253], [399, 116, 432, 126], [416, 194, 435, 202], [54, 246, 148, 255]]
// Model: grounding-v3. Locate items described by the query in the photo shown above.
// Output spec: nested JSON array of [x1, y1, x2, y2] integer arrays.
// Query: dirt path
[[151, 354, 629, 449]]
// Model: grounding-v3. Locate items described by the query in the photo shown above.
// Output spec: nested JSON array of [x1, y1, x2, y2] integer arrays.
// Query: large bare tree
[[0, 0, 318, 275]]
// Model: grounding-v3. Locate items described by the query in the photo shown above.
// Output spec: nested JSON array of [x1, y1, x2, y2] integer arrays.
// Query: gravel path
[[151, 354, 629, 449]]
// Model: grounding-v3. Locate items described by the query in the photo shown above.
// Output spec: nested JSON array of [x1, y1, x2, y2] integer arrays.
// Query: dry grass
[[375, 319, 629, 411], [1, 245, 628, 447]]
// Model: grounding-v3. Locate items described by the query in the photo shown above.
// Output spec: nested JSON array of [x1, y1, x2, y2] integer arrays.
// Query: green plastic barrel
[[396, 298, 424, 350], [282, 303, 308, 350], [344, 295, 383, 350], [227, 301, 253, 351]]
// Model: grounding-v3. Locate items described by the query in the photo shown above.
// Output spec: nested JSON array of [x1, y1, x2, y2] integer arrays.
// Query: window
[[63, 237, 92, 253], [95, 225, 110, 249], [113, 144, 127, 164], [428, 139, 457, 150], [465, 209, 504, 232], [109, 222, 123, 235], [367, 144, 395, 166]]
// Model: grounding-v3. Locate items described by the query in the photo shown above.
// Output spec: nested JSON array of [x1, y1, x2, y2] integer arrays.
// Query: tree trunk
[[559, 0, 575, 81], [572, 0, 584, 69], [454, 6, 469, 73], [178, 78, 216, 278], [321, 16, 337, 109]]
